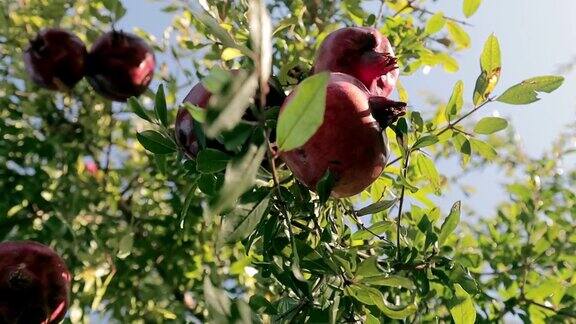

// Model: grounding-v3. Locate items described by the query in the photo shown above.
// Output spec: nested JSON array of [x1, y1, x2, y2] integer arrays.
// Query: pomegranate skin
[[175, 75, 286, 158], [313, 27, 399, 97], [0, 241, 71, 324], [23, 28, 87, 91], [280, 73, 389, 198], [86, 31, 155, 102]]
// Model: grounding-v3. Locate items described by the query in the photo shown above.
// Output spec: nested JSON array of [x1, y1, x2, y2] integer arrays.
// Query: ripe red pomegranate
[[23, 28, 87, 91], [0, 241, 71, 324], [86, 31, 155, 102], [175, 74, 286, 158], [279, 73, 406, 198], [313, 27, 399, 97]]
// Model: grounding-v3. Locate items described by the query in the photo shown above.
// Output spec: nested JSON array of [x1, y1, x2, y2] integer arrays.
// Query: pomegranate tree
[[86, 31, 155, 102], [279, 73, 405, 198], [313, 27, 399, 97], [23, 28, 87, 91], [0, 241, 71, 324]]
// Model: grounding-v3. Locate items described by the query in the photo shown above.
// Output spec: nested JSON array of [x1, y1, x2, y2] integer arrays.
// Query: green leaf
[[345, 285, 417, 319], [449, 284, 477, 324], [128, 97, 151, 122], [445, 81, 464, 120], [474, 35, 501, 104], [470, 139, 497, 160], [359, 275, 416, 289], [355, 256, 381, 278], [204, 72, 259, 138], [446, 21, 471, 49], [196, 149, 231, 173], [474, 117, 508, 134], [202, 68, 233, 94], [211, 145, 267, 215], [480, 34, 501, 75], [154, 84, 168, 127], [136, 130, 177, 154], [117, 233, 134, 259], [248, 0, 272, 89], [203, 277, 231, 317], [438, 201, 461, 245], [220, 196, 270, 244], [183, 103, 206, 123], [415, 153, 441, 191], [355, 200, 397, 216], [351, 221, 394, 240], [276, 72, 329, 151], [412, 135, 439, 150], [316, 169, 336, 205], [221, 47, 243, 61], [463, 0, 481, 17], [425, 12, 446, 35], [249, 294, 277, 315], [497, 76, 564, 105]]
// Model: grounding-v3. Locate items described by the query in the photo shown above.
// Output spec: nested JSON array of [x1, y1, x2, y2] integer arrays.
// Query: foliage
[[0, 0, 574, 323]]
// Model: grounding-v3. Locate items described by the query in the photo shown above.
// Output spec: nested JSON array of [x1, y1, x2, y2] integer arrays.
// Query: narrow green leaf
[[248, 0, 272, 90], [445, 81, 464, 120], [196, 149, 231, 173], [446, 21, 471, 49], [463, 0, 481, 17], [203, 277, 231, 317], [221, 47, 243, 61], [425, 12, 446, 35], [449, 284, 477, 324], [415, 153, 441, 191], [474, 117, 508, 134], [183, 103, 206, 123], [356, 200, 397, 216], [470, 138, 497, 160], [351, 221, 394, 240], [412, 135, 439, 150], [220, 196, 270, 244], [438, 201, 461, 245], [480, 34, 501, 75], [128, 97, 151, 122], [117, 233, 134, 259], [136, 130, 177, 154], [202, 68, 233, 94], [211, 145, 266, 215], [204, 72, 259, 138], [497, 76, 564, 105], [316, 169, 336, 205], [359, 275, 416, 289], [345, 285, 417, 319], [277, 72, 329, 151], [154, 84, 168, 127]]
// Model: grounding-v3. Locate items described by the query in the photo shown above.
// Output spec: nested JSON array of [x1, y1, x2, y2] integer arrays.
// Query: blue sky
[[118, 0, 576, 217]]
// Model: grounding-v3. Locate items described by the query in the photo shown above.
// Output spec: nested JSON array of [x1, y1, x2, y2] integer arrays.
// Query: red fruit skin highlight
[[0, 241, 71, 324], [23, 28, 87, 91], [313, 27, 399, 97], [86, 31, 155, 102], [280, 73, 400, 198]]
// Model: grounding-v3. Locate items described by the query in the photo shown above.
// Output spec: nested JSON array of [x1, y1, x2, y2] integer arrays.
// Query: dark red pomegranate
[[23, 28, 87, 91], [0, 241, 71, 324], [279, 73, 405, 198], [86, 30, 155, 102], [313, 27, 399, 97], [175, 73, 286, 158]]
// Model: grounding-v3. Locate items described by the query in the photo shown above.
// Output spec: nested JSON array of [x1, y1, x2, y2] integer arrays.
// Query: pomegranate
[[313, 27, 399, 97], [23, 28, 87, 91], [279, 73, 405, 198], [175, 74, 286, 158], [0, 241, 71, 324], [86, 30, 155, 102]]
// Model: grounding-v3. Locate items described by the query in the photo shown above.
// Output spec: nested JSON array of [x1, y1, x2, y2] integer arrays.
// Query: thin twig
[[396, 152, 410, 260], [386, 97, 494, 167], [411, 4, 473, 27]]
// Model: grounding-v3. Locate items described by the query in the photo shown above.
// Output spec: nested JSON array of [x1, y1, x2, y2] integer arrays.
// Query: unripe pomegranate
[[175, 73, 286, 158], [0, 241, 71, 324], [313, 27, 399, 97], [23, 28, 87, 91], [279, 73, 405, 198], [86, 31, 155, 102]]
